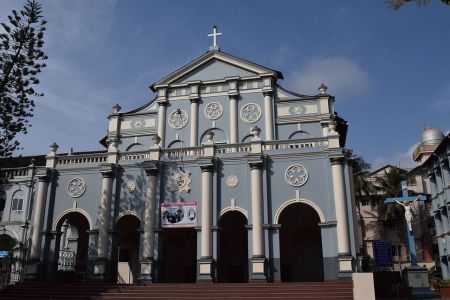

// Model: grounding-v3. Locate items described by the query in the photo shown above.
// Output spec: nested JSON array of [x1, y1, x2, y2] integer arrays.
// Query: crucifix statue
[[384, 180, 426, 266], [208, 25, 222, 51]]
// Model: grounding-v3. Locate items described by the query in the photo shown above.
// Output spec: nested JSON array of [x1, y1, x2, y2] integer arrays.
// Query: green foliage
[[0, 0, 47, 157], [352, 155, 376, 205], [376, 167, 409, 222], [385, 0, 450, 9]]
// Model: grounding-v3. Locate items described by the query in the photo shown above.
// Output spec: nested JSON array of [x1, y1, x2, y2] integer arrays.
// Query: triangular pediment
[[174, 59, 257, 83], [151, 51, 282, 90]]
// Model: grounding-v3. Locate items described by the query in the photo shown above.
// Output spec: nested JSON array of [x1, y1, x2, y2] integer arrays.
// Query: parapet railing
[[0, 168, 31, 180], [57, 153, 107, 165], [52, 137, 330, 166]]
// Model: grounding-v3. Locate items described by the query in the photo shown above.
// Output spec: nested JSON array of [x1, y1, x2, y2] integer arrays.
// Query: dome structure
[[420, 127, 445, 146]]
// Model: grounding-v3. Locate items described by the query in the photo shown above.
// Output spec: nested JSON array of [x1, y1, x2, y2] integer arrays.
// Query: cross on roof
[[208, 25, 222, 51]]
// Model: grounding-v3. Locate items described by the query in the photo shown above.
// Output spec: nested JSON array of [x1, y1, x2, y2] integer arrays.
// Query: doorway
[[161, 228, 197, 283], [279, 203, 324, 282], [56, 212, 90, 273], [116, 214, 140, 284], [218, 211, 248, 282]]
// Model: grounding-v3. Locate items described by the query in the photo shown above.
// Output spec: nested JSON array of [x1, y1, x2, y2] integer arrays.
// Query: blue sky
[[1, 0, 449, 170]]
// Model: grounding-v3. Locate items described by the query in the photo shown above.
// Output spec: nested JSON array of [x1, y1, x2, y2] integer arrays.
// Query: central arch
[[217, 211, 248, 282], [160, 228, 197, 283], [278, 202, 324, 282]]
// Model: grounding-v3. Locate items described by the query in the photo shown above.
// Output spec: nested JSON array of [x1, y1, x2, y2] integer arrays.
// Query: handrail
[[0, 263, 36, 290], [57, 153, 107, 165]]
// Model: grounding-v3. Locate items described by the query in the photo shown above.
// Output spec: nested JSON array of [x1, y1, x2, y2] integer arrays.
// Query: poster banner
[[374, 240, 394, 268], [161, 201, 197, 228]]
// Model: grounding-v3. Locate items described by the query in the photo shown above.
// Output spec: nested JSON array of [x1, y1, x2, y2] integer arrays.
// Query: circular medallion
[[131, 119, 144, 128], [285, 164, 308, 187], [240, 103, 262, 123], [68, 177, 86, 198], [168, 109, 189, 129], [169, 170, 191, 193], [126, 180, 136, 192], [204, 102, 223, 120], [226, 175, 239, 188], [288, 105, 303, 115]]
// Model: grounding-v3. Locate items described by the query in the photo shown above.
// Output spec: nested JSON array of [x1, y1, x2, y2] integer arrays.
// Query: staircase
[[0, 280, 353, 300]]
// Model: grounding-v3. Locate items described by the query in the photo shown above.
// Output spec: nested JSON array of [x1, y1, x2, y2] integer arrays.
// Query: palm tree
[[351, 156, 376, 205], [375, 167, 409, 223]]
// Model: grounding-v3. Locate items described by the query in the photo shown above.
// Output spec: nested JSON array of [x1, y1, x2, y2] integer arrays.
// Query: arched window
[[11, 190, 24, 212]]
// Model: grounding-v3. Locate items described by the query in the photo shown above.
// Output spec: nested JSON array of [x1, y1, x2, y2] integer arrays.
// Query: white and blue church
[[0, 28, 359, 284]]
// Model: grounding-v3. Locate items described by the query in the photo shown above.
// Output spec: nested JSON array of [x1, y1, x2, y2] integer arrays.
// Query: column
[[249, 161, 267, 280], [157, 101, 167, 148], [330, 157, 352, 273], [29, 174, 50, 261], [229, 95, 238, 144], [263, 91, 274, 141], [139, 164, 159, 282], [94, 164, 115, 280], [198, 164, 214, 281], [190, 98, 199, 147]]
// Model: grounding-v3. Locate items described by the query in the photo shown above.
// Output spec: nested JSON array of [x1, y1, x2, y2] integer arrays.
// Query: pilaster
[[330, 157, 352, 274], [138, 161, 160, 282]]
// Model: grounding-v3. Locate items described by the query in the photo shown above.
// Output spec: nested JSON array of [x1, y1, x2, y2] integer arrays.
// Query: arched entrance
[[116, 214, 140, 284], [56, 212, 90, 273], [218, 211, 248, 282], [161, 228, 197, 283], [279, 203, 324, 282], [0, 234, 17, 274]]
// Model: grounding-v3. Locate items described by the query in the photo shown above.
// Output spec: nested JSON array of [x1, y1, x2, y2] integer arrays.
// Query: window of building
[[11, 191, 24, 211]]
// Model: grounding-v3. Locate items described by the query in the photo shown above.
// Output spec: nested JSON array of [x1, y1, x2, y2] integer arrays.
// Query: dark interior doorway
[[279, 203, 324, 282], [116, 214, 140, 284], [218, 211, 248, 282], [56, 212, 89, 273], [161, 228, 197, 283]]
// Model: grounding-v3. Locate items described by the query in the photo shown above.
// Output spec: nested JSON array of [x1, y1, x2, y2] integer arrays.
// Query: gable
[[174, 59, 257, 83], [151, 51, 282, 90]]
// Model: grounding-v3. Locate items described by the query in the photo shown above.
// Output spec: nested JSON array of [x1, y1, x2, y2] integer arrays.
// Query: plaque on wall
[[161, 201, 197, 228]]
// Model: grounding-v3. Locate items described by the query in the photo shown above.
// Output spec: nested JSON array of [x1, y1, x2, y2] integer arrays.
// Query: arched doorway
[[56, 212, 90, 273], [116, 214, 140, 284], [218, 211, 248, 282], [279, 203, 324, 282], [0, 234, 17, 274], [161, 228, 197, 283]]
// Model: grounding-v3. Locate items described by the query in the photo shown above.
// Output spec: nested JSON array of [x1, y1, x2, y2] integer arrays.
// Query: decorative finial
[[113, 103, 122, 113], [328, 119, 337, 132], [152, 135, 161, 148], [208, 25, 222, 51], [29, 158, 36, 167], [49, 142, 59, 153], [206, 130, 215, 144], [318, 83, 328, 95], [250, 126, 262, 141]]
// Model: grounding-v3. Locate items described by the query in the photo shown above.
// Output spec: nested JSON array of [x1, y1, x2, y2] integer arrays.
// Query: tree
[[352, 155, 376, 206], [0, 0, 47, 157], [385, 0, 450, 9], [375, 167, 409, 223]]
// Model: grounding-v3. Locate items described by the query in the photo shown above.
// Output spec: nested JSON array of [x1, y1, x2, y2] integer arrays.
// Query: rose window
[[285, 165, 308, 187], [240, 103, 261, 123], [205, 102, 223, 120], [68, 177, 86, 198], [168, 109, 189, 129]]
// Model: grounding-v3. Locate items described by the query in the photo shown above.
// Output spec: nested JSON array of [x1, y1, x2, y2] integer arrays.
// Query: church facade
[[1, 42, 359, 283]]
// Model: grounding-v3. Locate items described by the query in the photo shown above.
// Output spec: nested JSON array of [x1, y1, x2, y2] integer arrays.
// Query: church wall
[[46, 170, 102, 231], [275, 122, 323, 141]]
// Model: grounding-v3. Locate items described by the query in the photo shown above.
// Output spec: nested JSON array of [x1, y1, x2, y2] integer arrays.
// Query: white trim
[[115, 211, 141, 224], [274, 199, 325, 224], [0, 229, 19, 241], [52, 208, 94, 231], [219, 206, 248, 220]]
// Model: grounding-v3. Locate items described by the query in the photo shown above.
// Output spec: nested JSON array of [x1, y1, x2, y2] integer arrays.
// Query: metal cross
[[208, 25, 222, 48], [384, 180, 427, 266]]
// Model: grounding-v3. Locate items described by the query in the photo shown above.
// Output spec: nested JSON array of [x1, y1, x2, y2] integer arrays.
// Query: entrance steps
[[0, 280, 353, 300]]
